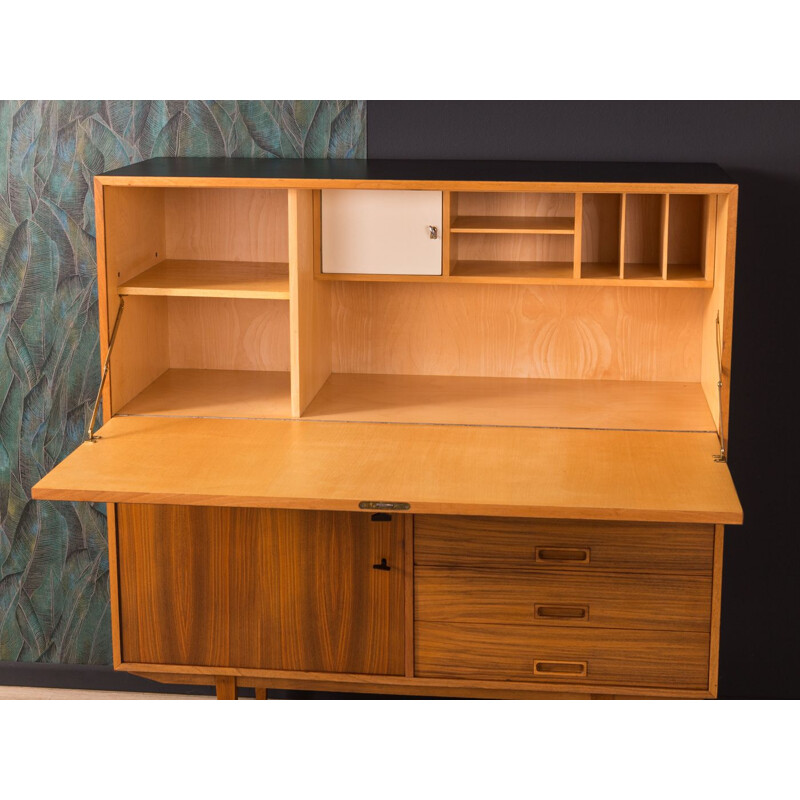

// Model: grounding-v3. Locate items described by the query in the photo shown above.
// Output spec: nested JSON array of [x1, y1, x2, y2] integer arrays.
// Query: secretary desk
[[33, 159, 742, 699]]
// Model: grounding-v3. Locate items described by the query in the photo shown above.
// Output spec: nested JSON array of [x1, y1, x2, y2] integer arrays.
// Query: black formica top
[[101, 158, 734, 184]]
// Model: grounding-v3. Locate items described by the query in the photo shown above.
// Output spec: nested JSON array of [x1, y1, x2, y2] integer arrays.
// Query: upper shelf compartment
[[314, 187, 718, 288]]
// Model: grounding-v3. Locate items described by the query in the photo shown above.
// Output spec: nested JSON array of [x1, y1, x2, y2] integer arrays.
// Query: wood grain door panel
[[117, 505, 405, 674]]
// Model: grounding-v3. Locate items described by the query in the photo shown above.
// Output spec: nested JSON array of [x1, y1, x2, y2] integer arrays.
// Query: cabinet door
[[117, 505, 405, 675], [321, 189, 443, 274]]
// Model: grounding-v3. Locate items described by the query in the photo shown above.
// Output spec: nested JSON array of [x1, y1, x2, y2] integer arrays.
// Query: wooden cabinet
[[32, 158, 741, 699]]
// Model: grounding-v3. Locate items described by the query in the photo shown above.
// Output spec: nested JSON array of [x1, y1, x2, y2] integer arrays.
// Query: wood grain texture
[[117, 505, 405, 674], [301, 373, 716, 431], [708, 524, 725, 697], [330, 283, 705, 381], [118, 369, 291, 419], [625, 193, 663, 269], [102, 187, 169, 413], [107, 503, 123, 669], [415, 566, 712, 632], [453, 232, 574, 264], [667, 194, 704, 268], [32, 417, 743, 523], [164, 188, 288, 263], [93, 180, 112, 420], [290, 188, 331, 416], [451, 216, 574, 234], [701, 191, 736, 437], [215, 676, 238, 700], [130, 668, 687, 699], [118, 260, 290, 299], [414, 516, 716, 573], [404, 514, 415, 678], [581, 194, 621, 266], [453, 191, 576, 221], [449, 261, 572, 282], [415, 622, 709, 689], [167, 297, 290, 371]]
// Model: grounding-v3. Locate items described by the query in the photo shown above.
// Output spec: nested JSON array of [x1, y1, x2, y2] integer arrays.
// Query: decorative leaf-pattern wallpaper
[[0, 100, 367, 664]]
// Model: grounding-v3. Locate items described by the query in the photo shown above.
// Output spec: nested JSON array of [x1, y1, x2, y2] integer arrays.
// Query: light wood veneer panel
[[32, 417, 743, 523], [416, 622, 710, 689], [330, 283, 705, 381], [415, 567, 712, 632], [164, 188, 288, 263], [118, 369, 291, 419], [102, 187, 169, 414], [118, 259, 290, 299], [302, 373, 716, 431], [167, 297, 290, 371]]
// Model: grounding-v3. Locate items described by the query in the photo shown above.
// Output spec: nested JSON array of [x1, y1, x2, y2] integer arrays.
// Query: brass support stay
[[713, 311, 726, 463], [87, 298, 125, 443]]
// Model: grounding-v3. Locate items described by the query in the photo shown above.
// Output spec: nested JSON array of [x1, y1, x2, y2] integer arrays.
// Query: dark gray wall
[[368, 100, 800, 699]]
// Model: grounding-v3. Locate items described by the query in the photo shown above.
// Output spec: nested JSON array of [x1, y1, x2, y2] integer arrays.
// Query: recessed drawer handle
[[533, 660, 588, 677], [534, 604, 589, 620], [535, 547, 591, 564]]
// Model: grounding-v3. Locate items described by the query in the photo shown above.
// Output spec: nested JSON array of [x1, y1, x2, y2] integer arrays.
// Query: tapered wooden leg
[[216, 676, 238, 700], [254, 688, 268, 700]]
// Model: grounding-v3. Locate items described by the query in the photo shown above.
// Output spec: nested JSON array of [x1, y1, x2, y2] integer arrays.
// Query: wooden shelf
[[667, 263, 707, 282], [625, 263, 663, 281], [302, 373, 717, 432], [581, 263, 621, 280], [118, 369, 292, 419], [450, 261, 574, 282], [118, 260, 290, 299], [451, 216, 575, 235]]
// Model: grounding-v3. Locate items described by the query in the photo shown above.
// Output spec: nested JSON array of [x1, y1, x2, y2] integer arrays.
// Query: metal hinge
[[86, 298, 126, 443]]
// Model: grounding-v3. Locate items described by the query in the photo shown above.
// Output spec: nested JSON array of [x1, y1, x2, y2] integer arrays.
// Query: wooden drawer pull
[[534, 604, 589, 620], [533, 660, 588, 677], [535, 547, 590, 564]]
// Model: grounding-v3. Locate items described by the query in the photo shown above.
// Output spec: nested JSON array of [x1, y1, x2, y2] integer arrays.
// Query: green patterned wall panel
[[0, 100, 366, 664]]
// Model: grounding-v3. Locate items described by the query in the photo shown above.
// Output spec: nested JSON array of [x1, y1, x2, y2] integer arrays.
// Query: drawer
[[416, 622, 710, 690], [415, 567, 712, 632], [415, 516, 714, 573]]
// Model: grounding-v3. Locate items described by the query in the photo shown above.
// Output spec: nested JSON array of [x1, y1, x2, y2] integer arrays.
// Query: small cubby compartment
[[449, 192, 576, 280], [450, 191, 576, 234], [580, 194, 622, 280], [450, 233, 574, 280], [623, 194, 665, 281], [103, 186, 292, 420], [667, 195, 715, 282]]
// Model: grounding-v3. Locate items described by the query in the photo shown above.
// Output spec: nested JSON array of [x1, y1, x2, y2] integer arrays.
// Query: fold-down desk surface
[[32, 416, 742, 524]]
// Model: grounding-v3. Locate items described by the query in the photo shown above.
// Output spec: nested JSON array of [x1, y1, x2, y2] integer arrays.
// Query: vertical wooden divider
[[660, 194, 670, 280], [572, 193, 583, 279], [442, 191, 452, 277], [289, 189, 332, 418], [404, 514, 415, 678], [703, 195, 718, 282], [619, 193, 627, 279]]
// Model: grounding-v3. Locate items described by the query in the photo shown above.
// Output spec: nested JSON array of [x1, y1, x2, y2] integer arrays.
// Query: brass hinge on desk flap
[[714, 311, 727, 463], [86, 298, 126, 443]]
